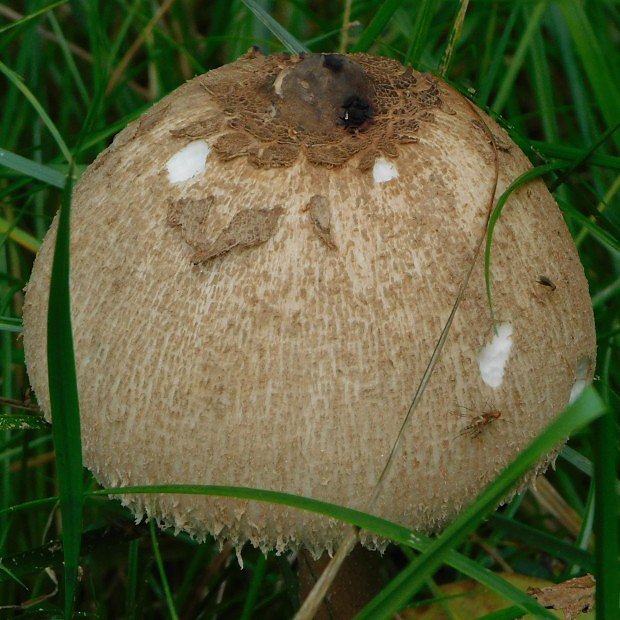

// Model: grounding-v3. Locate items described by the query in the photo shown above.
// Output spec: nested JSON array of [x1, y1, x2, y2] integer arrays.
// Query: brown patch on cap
[[277, 54, 375, 134], [170, 115, 222, 139], [212, 132, 255, 161], [168, 196, 215, 249], [303, 195, 336, 250], [137, 103, 170, 135], [168, 52, 443, 170], [191, 207, 284, 264]]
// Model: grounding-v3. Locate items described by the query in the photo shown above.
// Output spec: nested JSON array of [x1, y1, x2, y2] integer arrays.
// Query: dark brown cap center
[[277, 54, 375, 135]]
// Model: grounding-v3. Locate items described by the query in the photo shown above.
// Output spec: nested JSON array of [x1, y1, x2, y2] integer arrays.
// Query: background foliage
[[0, 0, 618, 618]]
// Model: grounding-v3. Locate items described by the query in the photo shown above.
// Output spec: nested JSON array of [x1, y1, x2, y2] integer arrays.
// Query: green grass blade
[[476, 607, 524, 620], [485, 162, 566, 325], [404, 0, 436, 66], [356, 388, 606, 619], [0, 488, 573, 618], [47, 169, 83, 618], [0, 562, 27, 589], [547, 5, 594, 143], [91, 485, 415, 543], [240, 553, 267, 620], [0, 0, 68, 35], [489, 514, 594, 571], [47, 12, 90, 108], [592, 411, 619, 615], [91, 489, 558, 617], [560, 446, 620, 494], [0, 497, 59, 518], [558, 1, 620, 151], [561, 446, 595, 477], [0, 316, 23, 333], [439, 0, 470, 77], [477, 6, 519, 107], [173, 544, 210, 611], [571, 483, 595, 575], [149, 520, 179, 620], [491, 2, 547, 114], [0, 148, 66, 189], [0, 525, 142, 584], [558, 200, 620, 254], [513, 139, 620, 171], [527, 14, 558, 143], [351, 0, 407, 53], [241, 0, 309, 54], [0, 413, 48, 431], [0, 248, 12, 559], [125, 539, 140, 620], [408, 539, 557, 619], [106, 0, 145, 73], [0, 62, 73, 166], [0, 215, 41, 253], [547, 121, 620, 193], [0, 435, 53, 467]]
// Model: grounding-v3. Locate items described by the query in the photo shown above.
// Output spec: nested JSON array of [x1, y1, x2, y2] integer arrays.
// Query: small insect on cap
[[23, 51, 595, 557]]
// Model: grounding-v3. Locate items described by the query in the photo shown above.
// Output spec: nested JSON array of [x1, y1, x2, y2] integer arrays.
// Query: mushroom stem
[[297, 543, 385, 619]]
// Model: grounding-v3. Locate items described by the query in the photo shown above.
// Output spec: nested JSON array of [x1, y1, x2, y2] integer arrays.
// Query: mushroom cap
[[23, 52, 595, 555]]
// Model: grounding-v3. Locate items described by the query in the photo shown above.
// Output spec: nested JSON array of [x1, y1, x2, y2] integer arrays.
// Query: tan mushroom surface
[[23, 51, 595, 556]]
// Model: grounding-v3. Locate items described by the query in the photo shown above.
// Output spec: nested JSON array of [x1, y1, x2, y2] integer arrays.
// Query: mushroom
[[22, 50, 595, 611]]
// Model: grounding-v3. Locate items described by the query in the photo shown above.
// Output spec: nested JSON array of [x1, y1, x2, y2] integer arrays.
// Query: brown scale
[[189, 206, 284, 264], [303, 195, 337, 249], [173, 50, 443, 170]]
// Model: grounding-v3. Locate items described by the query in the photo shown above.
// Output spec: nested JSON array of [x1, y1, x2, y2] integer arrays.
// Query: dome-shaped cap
[[23, 51, 595, 556]]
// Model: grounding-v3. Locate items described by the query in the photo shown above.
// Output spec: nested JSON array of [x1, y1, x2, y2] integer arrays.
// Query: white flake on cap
[[166, 140, 211, 184], [477, 323, 513, 388], [372, 158, 399, 184], [569, 379, 587, 405], [569, 357, 590, 404]]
